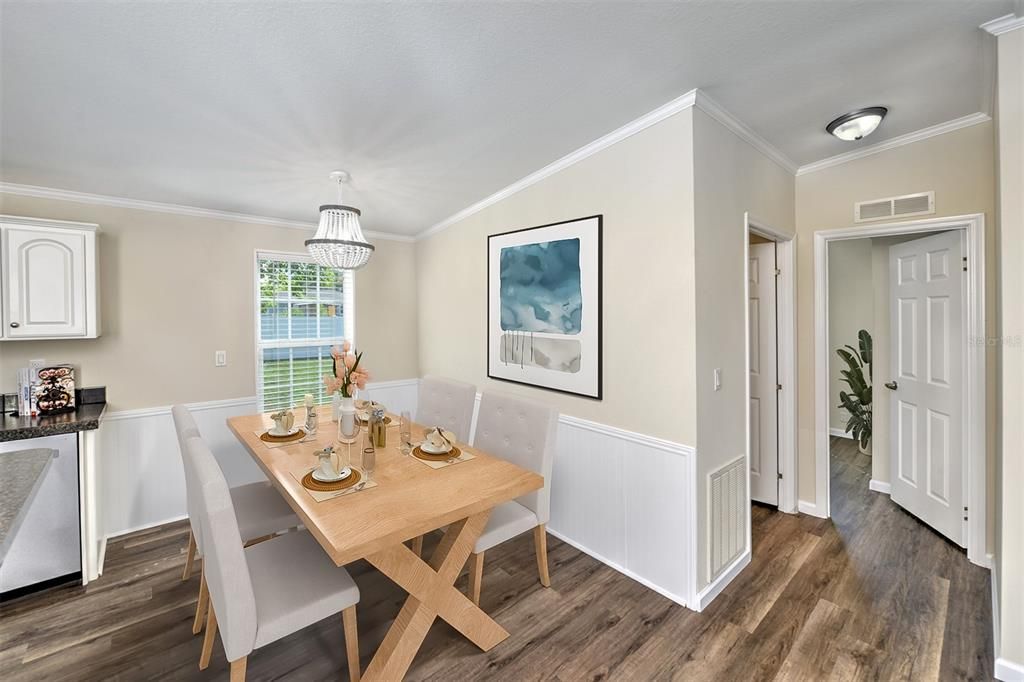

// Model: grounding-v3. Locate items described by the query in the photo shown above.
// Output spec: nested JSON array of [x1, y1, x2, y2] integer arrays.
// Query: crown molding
[[0, 181, 415, 242], [416, 87, 798, 240], [795, 112, 992, 176], [692, 90, 799, 174], [981, 13, 1024, 35], [415, 89, 699, 240]]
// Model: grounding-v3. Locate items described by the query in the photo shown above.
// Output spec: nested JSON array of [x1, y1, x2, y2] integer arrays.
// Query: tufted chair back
[[473, 391, 558, 524], [417, 376, 478, 443], [172, 405, 203, 546], [184, 435, 259, 662]]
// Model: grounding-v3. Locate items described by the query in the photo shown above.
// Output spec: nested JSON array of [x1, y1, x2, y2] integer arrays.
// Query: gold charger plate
[[301, 467, 362, 492], [413, 445, 462, 462], [260, 429, 306, 444]]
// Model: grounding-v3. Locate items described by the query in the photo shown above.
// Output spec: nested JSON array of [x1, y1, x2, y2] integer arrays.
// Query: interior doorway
[[744, 214, 797, 514], [814, 214, 988, 567]]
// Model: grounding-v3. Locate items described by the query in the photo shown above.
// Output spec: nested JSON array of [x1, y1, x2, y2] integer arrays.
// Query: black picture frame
[[486, 214, 603, 400]]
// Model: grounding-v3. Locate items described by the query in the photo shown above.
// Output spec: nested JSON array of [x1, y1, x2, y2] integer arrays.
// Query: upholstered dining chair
[[409, 377, 479, 556], [416, 376, 478, 443], [171, 406, 299, 640], [465, 391, 558, 605], [184, 435, 361, 681]]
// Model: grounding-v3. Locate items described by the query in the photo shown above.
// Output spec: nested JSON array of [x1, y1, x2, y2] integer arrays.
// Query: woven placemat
[[301, 467, 362, 492], [259, 429, 306, 444], [413, 445, 462, 462]]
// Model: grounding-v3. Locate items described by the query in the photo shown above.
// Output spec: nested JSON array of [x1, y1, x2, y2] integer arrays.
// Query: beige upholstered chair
[[465, 391, 558, 605], [416, 376, 478, 442], [171, 406, 299, 640], [185, 435, 361, 681]]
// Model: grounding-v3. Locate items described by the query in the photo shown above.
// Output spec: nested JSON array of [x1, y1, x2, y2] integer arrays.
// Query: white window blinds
[[256, 252, 354, 412]]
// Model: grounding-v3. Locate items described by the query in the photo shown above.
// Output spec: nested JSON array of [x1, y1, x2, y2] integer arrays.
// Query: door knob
[[9, 322, 19, 328], [884, 381, 898, 391]]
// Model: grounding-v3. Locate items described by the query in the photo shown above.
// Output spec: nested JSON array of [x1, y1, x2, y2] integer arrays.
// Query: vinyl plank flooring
[[0, 437, 992, 680]]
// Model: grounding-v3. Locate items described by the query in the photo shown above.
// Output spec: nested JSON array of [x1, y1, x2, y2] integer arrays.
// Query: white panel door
[[888, 230, 964, 546], [3, 226, 88, 337], [749, 242, 778, 505]]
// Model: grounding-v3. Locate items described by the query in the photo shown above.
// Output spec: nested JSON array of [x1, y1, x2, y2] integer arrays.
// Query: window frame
[[253, 249, 355, 412]]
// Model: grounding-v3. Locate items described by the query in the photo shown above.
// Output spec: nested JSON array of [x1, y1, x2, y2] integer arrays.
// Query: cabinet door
[[3, 227, 88, 337]]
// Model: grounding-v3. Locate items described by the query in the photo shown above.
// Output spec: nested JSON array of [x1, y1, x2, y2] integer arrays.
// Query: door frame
[[744, 213, 798, 514], [813, 213, 987, 567]]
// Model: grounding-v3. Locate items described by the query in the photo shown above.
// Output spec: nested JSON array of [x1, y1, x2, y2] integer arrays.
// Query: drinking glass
[[400, 411, 413, 455], [362, 429, 376, 478]]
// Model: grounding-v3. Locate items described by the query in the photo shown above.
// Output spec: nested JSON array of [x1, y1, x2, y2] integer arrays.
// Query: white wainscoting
[[96, 379, 697, 609]]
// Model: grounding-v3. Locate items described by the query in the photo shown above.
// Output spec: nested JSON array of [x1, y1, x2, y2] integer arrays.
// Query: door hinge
[[964, 505, 968, 521], [777, 472, 783, 480], [774, 268, 781, 277], [962, 257, 967, 272], [776, 383, 782, 391]]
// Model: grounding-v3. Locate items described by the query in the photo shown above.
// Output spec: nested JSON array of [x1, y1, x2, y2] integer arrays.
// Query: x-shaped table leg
[[362, 509, 506, 680]]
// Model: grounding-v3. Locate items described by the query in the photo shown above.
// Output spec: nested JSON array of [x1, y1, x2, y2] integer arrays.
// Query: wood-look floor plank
[[0, 437, 993, 681]]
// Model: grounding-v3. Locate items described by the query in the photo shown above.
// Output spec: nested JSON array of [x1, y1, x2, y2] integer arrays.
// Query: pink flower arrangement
[[323, 340, 370, 398]]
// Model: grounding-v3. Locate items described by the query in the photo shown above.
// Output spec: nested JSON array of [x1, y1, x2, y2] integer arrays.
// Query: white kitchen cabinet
[[0, 216, 100, 340]]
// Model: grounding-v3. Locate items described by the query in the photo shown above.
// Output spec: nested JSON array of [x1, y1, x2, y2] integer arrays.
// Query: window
[[256, 251, 354, 412]]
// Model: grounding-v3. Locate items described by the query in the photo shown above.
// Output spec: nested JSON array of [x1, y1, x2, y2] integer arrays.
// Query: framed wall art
[[487, 214, 602, 399]]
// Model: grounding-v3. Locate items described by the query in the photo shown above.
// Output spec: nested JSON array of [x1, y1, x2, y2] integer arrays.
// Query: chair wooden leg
[[410, 535, 424, 557], [182, 531, 197, 581], [467, 551, 485, 606], [342, 605, 361, 682], [199, 603, 218, 670], [192, 567, 208, 635], [229, 656, 247, 682], [533, 524, 551, 588]]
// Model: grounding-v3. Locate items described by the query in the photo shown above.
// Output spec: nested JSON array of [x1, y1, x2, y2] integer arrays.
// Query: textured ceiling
[[0, 1, 1012, 236]]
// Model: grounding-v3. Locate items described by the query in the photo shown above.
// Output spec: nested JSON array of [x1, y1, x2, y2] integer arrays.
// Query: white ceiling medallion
[[826, 107, 888, 141], [305, 171, 374, 270]]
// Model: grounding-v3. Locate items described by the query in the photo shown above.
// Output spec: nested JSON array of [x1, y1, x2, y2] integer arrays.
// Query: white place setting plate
[[312, 466, 352, 483], [268, 426, 301, 438], [420, 441, 453, 455]]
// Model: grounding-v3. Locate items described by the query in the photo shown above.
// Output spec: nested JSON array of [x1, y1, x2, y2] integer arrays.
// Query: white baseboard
[[546, 527, 690, 609], [829, 427, 854, 439], [996, 657, 1024, 681], [798, 499, 828, 518], [695, 550, 751, 611], [869, 479, 892, 494]]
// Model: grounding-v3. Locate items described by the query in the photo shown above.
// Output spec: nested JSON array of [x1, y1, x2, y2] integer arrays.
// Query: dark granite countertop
[[0, 403, 106, 443]]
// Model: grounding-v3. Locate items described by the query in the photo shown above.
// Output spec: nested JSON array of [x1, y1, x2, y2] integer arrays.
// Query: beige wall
[[827, 239, 873, 434], [795, 122, 998, 526], [416, 109, 697, 443], [691, 107, 795, 588], [995, 26, 1024, 673], [0, 194, 419, 410]]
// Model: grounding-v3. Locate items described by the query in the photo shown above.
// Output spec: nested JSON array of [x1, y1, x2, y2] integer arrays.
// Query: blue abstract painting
[[499, 238, 581, 335]]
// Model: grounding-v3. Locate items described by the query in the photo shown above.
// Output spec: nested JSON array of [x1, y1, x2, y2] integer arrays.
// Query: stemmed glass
[[399, 411, 413, 455]]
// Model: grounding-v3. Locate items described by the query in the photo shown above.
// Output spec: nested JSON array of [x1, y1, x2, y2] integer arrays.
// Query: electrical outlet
[[215, 350, 227, 367], [713, 368, 722, 391]]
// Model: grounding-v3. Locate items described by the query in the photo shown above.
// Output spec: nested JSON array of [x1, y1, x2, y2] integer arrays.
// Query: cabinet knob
[[10, 322, 19, 328]]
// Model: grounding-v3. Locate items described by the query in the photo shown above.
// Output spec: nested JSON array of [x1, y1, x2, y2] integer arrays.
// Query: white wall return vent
[[854, 191, 935, 223]]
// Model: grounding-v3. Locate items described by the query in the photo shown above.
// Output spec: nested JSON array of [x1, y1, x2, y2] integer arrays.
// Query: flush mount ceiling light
[[826, 107, 888, 141], [305, 170, 374, 270]]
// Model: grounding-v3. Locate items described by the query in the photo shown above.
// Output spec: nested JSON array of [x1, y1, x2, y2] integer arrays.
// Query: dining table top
[[227, 411, 544, 567]]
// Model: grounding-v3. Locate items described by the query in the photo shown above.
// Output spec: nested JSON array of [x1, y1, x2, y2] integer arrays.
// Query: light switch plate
[[215, 350, 227, 367], [713, 368, 722, 391]]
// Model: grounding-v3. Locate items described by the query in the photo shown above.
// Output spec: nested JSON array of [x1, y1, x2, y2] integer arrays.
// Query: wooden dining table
[[227, 411, 543, 681]]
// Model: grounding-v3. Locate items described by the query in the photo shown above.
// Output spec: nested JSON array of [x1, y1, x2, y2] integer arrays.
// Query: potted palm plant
[[836, 329, 873, 454]]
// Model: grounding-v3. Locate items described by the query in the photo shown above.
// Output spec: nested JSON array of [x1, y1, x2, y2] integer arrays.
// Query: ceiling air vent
[[854, 191, 934, 223]]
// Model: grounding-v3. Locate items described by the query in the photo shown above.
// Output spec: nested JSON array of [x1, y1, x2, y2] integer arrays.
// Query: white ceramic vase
[[331, 393, 342, 421], [338, 395, 358, 443]]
